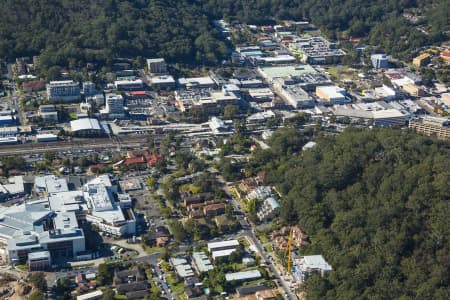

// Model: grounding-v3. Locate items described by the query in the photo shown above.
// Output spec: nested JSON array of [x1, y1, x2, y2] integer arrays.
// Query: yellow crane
[[285, 227, 294, 273]]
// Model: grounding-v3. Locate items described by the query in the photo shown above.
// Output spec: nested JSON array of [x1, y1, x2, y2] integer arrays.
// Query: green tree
[[29, 290, 45, 300], [102, 287, 115, 300], [29, 272, 47, 291]]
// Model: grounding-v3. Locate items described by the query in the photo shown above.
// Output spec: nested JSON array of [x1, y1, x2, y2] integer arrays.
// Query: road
[[215, 171, 296, 300]]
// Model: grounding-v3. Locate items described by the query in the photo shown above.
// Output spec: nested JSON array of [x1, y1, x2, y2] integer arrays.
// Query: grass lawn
[[114, 294, 127, 299], [15, 264, 28, 272], [256, 232, 269, 244], [144, 245, 164, 255], [264, 244, 274, 252]]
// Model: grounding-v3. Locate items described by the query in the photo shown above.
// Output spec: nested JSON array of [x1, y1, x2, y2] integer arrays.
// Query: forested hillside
[[0, 0, 448, 72], [250, 128, 449, 299]]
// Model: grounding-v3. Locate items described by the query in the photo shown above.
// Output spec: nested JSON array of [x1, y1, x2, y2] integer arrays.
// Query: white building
[[104, 93, 125, 118], [371, 54, 389, 69], [84, 176, 136, 237], [0, 201, 85, 264], [225, 270, 262, 282], [293, 255, 332, 282], [257, 197, 280, 222], [46, 80, 81, 103], [114, 79, 144, 90], [208, 240, 239, 252], [316, 86, 349, 105], [178, 77, 216, 89]]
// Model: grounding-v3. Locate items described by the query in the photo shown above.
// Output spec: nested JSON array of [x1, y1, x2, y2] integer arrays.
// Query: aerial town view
[[0, 1, 448, 300]]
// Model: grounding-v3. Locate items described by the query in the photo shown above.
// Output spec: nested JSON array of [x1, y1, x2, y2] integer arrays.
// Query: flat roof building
[[178, 77, 216, 89], [46, 80, 81, 103], [225, 270, 262, 282], [293, 255, 332, 282], [208, 240, 239, 252], [192, 252, 214, 273], [316, 86, 349, 105], [147, 58, 167, 75], [409, 116, 450, 139]]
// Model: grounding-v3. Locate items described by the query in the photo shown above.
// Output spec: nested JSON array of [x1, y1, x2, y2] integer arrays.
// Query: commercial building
[[104, 93, 125, 118], [84, 175, 136, 236], [38, 105, 58, 123], [331, 102, 409, 126], [175, 90, 239, 114], [147, 58, 167, 75], [247, 111, 276, 124], [289, 36, 345, 64], [0, 201, 86, 264], [409, 116, 450, 139], [46, 80, 81, 103], [371, 54, 389, 69], [178, 77, 216, 89], [36, 134, 58, 142], [150, 75, 176, 88], [401, 83, 425, 97], [82, 82, 96, 96], [258, 65, 318, 83], [293, 255, 332, 282], [28, 250, 51, 271], [0, 115, 14, 126], [70, 118, 105, 137], [273, 79, 315, 109], [225, 270, 262, 282], [316, 86, 349, 105], [248, 88, 274, 102], [413, 53, 431, 67], [0, 176, 25, 200], [114, 79, 144, 90]]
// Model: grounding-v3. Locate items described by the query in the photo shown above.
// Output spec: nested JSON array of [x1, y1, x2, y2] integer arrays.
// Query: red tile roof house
[[203, 203, 226, 217], [123, 156, 147, 168]]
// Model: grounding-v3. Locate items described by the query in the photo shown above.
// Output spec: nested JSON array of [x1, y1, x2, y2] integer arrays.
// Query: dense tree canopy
[[0, 0, 447, 71], [251, 128, 449, 299]]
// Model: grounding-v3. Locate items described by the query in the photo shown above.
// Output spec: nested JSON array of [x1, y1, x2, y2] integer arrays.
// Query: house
[[183, 193, 208, 207], [189, 210, 205, 219], [203, 203, 226, 217], [185, 286, 203, 299], [115, 282, 148, 295], [113, 266, 146, 285], [239, 178, 258, 194], [123, 156, 147, 168], [145, 226, 170, 247]]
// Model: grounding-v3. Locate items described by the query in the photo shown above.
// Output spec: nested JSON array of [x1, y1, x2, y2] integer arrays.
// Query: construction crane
[[285, 227, 294, 273]]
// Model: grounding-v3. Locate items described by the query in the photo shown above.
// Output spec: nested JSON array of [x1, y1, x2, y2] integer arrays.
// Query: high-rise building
[[371, 54, 389, 69], [147, 58, 167, 75], [105, 93, 125, 118], [46, 80, 81, 103], [82, 81, 96, 96]]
